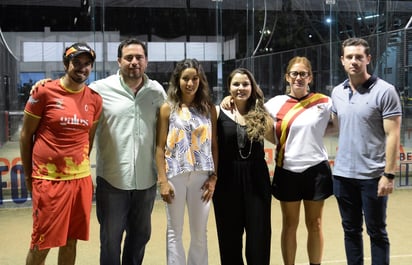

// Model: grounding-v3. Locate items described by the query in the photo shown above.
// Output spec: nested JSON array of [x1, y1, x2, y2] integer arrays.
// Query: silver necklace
[[234, 112, 253, 159]]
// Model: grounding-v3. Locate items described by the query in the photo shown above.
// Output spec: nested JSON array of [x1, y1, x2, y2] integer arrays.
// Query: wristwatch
[[383, 172, 395, 179]]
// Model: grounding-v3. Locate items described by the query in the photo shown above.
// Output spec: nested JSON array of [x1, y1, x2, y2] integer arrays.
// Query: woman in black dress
[[213, 68, 275, 265]]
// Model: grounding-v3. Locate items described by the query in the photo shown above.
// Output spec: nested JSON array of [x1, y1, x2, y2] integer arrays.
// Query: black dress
[[213, 109, 272, 265]]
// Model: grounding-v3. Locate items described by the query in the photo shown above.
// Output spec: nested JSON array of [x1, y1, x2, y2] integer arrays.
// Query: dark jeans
[[333, 176, 390, 265], [96, 176, 156, 265]]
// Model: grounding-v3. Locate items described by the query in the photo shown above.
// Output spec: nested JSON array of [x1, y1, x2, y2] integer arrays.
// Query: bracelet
[[209, 172, 217, 179]]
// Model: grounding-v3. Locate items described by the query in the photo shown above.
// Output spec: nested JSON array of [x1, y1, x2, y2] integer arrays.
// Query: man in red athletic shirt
[[20, 42, 103, 265]]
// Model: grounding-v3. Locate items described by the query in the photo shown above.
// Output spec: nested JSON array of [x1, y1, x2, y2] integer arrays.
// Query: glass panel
[[1, 0, 412, 205]]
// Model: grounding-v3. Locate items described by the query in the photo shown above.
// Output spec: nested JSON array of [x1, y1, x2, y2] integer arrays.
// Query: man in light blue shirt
[[331, 37, 402, 265], [90, 39, 166, 265]]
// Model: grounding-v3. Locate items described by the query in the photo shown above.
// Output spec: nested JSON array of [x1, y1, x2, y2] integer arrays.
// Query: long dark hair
[[167, 58, 212, 116], [227, 68, 270, 141]]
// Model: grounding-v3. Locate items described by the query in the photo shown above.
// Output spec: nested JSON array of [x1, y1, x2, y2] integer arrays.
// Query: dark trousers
[[96, 176, 156, 265], [333, 176, 390, 265], [213, 184, 271, 265]]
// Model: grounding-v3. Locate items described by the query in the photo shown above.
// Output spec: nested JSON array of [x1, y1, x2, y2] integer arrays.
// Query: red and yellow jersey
[[265, 93, 332, 172], [24, 79, 102, 180]]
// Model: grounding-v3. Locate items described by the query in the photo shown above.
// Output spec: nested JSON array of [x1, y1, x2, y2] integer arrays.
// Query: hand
[[220, 96, 234, 112], [377, 175, 394, 197], [201, 174, 217, 202], [159, 181, 174, 204], [30, 78, 52, 95]]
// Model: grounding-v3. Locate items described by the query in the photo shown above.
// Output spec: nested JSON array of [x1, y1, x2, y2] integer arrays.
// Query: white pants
[[166, 171, 210, 265]]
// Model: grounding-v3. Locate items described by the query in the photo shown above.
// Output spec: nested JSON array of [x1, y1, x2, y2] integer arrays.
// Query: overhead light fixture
[[357, 14, 380, 21]]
